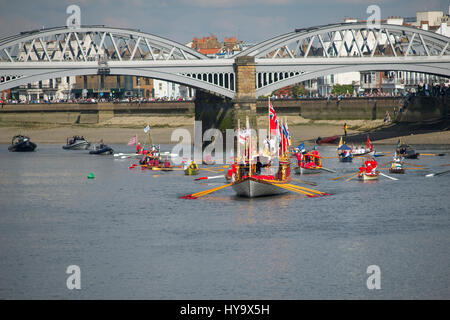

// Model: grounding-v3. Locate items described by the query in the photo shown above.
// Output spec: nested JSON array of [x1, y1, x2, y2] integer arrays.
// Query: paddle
[[180, 183, 232, 199], [441, 164, 450, 167], [379, 172, 398, 181], [194, 175, 225, 181], [425, 170, 450, 177]]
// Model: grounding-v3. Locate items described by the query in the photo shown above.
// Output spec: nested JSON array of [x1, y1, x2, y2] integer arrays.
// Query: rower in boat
[[337, 137, 353, 162], [185, 161, 200, 175], [358, 158, 379, 181], [352, 136, 375, 156], [295, 150, 322, 174], [389, 152, 405, 174]]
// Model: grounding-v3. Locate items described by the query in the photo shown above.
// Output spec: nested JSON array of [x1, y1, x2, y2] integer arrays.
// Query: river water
[[0, 143, 449, 299]]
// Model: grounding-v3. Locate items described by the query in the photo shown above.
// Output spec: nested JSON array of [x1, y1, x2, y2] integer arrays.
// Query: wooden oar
[[286, 184, 331, 196], [332, 172, 358, 181], [345, 172, 359, 182], [322, 156, 339, 159], [180, 183, 232, 199], [194, 175, 225, 181], [379, 172, 398, 181], [425, 170, 450, 177], [403, 167, 425, 170], [441, 164, 450, 167], [421, 153, 445, 156], [320, 167, 336, 173], [199, 165, 229, 170], [271, 183, 318, 197], [405, 163, 423, 167], [291, 177, 317, 186]]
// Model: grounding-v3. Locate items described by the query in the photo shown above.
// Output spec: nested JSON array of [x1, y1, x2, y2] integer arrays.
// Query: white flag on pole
[[144, 125, 150, 133]]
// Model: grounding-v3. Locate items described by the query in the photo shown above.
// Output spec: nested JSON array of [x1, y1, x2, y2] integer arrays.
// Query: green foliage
[[331, 84, 354, 95], [291, 85, 305, 97]]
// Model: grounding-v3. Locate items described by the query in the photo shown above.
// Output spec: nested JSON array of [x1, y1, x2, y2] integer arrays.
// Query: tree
[[331, 84, 353, 95], [291, 84, 305, 97]]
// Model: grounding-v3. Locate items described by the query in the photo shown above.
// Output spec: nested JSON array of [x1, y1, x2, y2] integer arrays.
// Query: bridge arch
[[0, 68, 235, 99], [237, 23, 450, 59], [255, 61, 450, 96]]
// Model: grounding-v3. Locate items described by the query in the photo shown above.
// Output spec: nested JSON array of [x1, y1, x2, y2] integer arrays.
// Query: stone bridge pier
[[194, 56, 258, 136]]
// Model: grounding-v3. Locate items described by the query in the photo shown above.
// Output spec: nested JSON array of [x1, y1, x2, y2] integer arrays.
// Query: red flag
[[366, 136, 370, 149], [128, 135, 137, 146], [269, 100, 278, 135]]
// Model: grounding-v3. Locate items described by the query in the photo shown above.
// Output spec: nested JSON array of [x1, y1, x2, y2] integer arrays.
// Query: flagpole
[[237, 118, 240, 162], [247, 116, 251, 178], [285, 116, 288, 158], [268, 96, 271, 141], [147, 123, 152, 147]]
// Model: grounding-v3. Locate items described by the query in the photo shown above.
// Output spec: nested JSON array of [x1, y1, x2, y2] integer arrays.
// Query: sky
[[0, 0, 448, 45]]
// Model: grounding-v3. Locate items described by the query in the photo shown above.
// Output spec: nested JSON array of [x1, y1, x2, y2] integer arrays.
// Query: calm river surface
[[0, 143, 449, 299]]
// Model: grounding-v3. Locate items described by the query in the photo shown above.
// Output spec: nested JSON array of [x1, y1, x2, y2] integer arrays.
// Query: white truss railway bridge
[[0, 23, 449, 100]]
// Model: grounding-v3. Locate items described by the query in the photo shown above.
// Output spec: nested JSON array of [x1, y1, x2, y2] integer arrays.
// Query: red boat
[[316, 135, 339, 145]]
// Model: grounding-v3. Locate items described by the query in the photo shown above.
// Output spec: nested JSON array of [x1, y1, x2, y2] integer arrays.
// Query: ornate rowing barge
[[231, 161, 291, 198]]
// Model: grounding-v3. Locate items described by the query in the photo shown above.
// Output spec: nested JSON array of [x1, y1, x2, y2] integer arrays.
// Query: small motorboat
[[8, 135, 37, 152], [397, 144, 419, 159], [63, 136, 90, 150], [89, 144, 114, 155]]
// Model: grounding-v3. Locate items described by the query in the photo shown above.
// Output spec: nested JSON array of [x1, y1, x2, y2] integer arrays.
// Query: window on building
[[39, 81, 42, 89], [159, 83, 162, 90], [117, 76, 121, 88], [145, 78, 150, 85], [67, 76, 70, 84]]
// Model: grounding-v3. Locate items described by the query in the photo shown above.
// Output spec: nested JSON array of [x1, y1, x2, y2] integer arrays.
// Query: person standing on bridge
[[344, 123, 348, 137]]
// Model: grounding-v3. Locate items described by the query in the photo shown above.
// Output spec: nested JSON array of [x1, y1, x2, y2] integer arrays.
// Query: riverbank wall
[[0, 96, 447, 126]]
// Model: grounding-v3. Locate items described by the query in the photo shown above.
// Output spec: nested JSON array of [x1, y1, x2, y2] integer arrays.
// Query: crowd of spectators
[[1, 83, 448, 105], [0, 95, 195, 105], [268, 83, 449, 101]]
